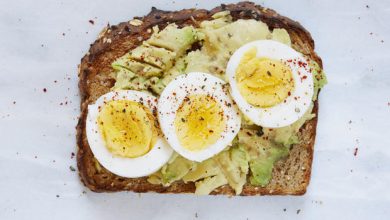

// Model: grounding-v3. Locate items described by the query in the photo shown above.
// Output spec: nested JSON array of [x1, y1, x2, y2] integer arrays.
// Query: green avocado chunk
[[160, 154, 196, 186], [161, 57, 187, 86], [146, 24, 198, 56], [112, 53, 162, 78], [214, 146, 249, 194], [194, 174, 228, 195], [311, 60, 328, 100], [112, 68, 136, 90], [130, 45, 176, 70], [238, 129, 289, 187], [248, 146, 289, 186], [183, 159, 221, 183], [271, 28, 291, 46]]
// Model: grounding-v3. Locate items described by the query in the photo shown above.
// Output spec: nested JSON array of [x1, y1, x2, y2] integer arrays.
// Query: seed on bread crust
[[129, 19, 143, 26]]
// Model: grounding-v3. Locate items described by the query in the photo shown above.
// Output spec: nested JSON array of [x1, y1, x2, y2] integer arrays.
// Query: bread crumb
[[129, 19, 143, 26], [137, 36, 143, 41]]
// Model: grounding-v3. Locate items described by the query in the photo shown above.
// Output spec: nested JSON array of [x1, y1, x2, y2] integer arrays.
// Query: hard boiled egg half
[[158, 72, 241, 162], [86, 90, 173, 178], [226, 40, 314, 128]]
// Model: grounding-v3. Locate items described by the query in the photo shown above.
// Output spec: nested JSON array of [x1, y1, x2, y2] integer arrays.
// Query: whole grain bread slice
[[77, 1, 322, 195]]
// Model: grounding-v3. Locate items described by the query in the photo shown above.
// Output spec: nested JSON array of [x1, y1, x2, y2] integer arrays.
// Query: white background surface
[[1, 0, 389, 219]]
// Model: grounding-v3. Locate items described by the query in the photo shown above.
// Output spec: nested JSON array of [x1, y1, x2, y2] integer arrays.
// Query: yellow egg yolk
[[235, 48, 295, 108], [97, 100, 159, 158], [174, 95, 226, 152]]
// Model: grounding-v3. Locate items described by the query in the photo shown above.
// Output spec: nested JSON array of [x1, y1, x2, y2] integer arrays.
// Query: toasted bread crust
[[77, 1, 322, 195]]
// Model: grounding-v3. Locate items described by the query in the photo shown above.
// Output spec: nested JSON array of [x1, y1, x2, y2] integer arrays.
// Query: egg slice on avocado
[[158, 72, 241, 162], [86, 90, 173, 178], [226, 40, 314, 128]]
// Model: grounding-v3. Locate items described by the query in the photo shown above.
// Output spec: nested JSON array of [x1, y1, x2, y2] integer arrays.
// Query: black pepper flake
[[246, 131, 252, 136], [43, 88, 47, 93], [88, 20, 94, 25], [209, 130, 214, 133], [256, 128, 264, 137], [122, 108, 126, 113], [181, 118, 185, 122], [267, 71, 272, 76]]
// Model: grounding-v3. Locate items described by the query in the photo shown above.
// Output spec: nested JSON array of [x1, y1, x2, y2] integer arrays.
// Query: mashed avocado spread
[[110, 11, 327, 195]]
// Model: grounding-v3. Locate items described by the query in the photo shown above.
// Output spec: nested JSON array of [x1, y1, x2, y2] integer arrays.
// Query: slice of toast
[[77, 1, 322, 195]]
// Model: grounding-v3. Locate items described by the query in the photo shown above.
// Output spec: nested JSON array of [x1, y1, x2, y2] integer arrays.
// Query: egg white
[[86, 90, 173, 178], [158, 72, 241, 162], [226, 40, 314, 128]]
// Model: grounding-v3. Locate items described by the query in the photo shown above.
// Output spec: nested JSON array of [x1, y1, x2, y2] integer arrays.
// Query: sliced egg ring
[[158, 72, 241, 162], [86, 90, 173, 178], [226, 40, 314, 128]]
